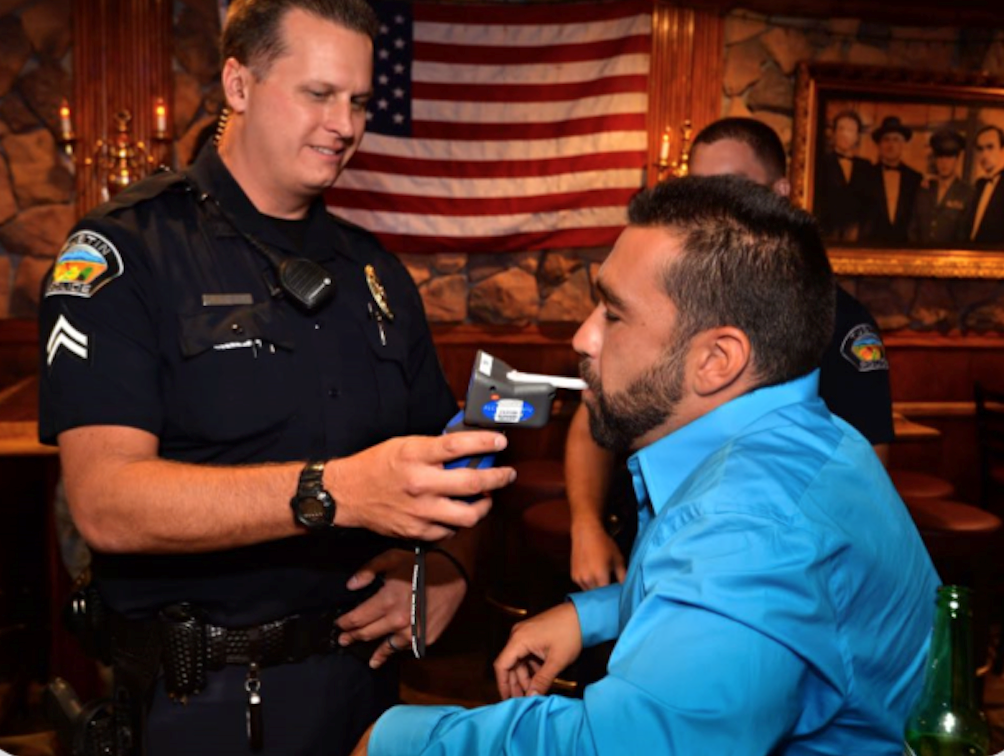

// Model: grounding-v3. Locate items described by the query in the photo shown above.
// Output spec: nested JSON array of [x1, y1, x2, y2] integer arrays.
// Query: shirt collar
[[186, 143, 350, 263], [627, 370, 822, 517]]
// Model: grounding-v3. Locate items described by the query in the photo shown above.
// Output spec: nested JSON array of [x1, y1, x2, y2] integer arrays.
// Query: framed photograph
[[791, 63, 1004, 278]]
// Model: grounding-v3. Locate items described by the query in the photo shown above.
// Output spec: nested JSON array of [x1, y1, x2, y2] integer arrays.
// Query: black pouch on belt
[[159, 603, 207, 699]]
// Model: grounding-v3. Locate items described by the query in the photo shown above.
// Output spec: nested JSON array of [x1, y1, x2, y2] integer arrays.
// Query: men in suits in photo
[[962, 125, 1004, 244], [815, 110, 871, 241], [859, 116, 923, 244], [909, 129, 973, 245]]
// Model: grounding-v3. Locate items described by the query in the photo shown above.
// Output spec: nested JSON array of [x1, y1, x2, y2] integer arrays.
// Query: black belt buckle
[[159, 602, 207, 700]]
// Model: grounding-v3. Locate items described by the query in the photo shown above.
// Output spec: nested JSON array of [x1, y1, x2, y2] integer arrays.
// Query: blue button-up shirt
[[370, 372, 939, 755]]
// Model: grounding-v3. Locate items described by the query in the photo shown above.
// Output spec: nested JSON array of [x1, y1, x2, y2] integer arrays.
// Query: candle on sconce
[[154, 98, 168, 139], [659, 129, 671, 164], [58, 99, 74, 141]]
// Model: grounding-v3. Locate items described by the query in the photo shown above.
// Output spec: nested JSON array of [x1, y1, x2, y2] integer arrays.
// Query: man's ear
[[773, 176, 792, 200], [690, 326, 752, 397], [222, 58, 250, 113]]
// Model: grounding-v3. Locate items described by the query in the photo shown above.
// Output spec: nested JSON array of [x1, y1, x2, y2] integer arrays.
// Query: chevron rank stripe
[[47, 314, 89, 366]]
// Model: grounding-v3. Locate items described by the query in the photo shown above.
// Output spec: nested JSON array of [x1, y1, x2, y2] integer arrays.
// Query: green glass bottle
[[904, 585, 990, 756]]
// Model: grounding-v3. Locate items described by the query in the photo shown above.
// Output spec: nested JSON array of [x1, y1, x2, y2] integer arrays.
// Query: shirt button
[[328, 387, 340, 398], [231, 323, 244, 335], [314, 321, 323, 330]]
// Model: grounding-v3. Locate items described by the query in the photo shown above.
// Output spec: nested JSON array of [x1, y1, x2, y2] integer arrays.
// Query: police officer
[[566, 118, 894, 591], [38, 1, 515, 754], [909, 129, 972, 245]]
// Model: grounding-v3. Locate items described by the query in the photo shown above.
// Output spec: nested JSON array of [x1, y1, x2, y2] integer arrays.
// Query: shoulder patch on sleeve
[[45, 230, 124, 298], [840, 323, 889, 372]]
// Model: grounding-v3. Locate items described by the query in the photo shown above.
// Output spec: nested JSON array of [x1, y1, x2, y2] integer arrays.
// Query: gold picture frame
[[791, 62, 1004, 278]]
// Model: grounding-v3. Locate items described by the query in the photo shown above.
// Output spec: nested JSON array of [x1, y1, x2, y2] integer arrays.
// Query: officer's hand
[[336, 547, 468, 669], [570, 523, 626, 590], [495, 602, 582, 700], [329, 432, 515, 541], [349, 722, 375, 756]]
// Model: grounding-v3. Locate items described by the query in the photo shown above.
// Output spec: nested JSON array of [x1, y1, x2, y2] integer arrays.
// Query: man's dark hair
[[691, 117, 788, 184], [976, 124, 1004, 148], [628, 175, 835, 389], [222, 0, 379, 78]]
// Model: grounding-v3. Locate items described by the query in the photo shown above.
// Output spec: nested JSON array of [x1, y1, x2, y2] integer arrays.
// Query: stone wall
[[723, 11, 1004, 333], [173, 0, 224, 168], [0, 0, 73, 318]]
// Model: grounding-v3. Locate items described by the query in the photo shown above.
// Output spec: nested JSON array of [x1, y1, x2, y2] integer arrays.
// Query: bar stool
[[517, 497, 580, 694], [888, 469, 955, 500], [904, 498, 1003, 674], [483, 460, 566, 663]]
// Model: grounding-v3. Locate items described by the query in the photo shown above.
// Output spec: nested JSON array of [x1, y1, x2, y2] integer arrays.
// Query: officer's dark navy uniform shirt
[[819, 286, 894, 445], [39, 145, 457, 625]]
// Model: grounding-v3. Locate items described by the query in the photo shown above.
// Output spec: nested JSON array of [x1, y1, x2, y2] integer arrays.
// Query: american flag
[[326, 1, 652, 254]]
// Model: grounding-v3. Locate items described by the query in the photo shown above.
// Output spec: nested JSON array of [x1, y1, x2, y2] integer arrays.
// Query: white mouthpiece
[[506, 369, 587, 391]]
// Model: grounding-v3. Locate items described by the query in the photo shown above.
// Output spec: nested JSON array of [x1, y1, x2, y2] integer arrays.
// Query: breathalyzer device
[[443, 349, 587, 470], [408, 351, 586, 659]]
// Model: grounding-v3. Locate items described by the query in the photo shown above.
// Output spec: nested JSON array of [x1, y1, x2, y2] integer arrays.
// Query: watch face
[[293, 490, 334, 529], [299, 497, 327, 521]]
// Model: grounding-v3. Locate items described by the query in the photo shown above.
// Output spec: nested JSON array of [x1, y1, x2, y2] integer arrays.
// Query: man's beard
[[580, 338, 688, 454]]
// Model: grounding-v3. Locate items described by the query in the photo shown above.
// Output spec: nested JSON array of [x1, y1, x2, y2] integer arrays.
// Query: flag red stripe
[[410, 113, 647, 140], [413, 1, 650, 25], [412, 75, 649, 103], [347, 150, 644, 178], [414, 34, 650, 66], [327, 187, 638, 216], [370, 226, 625, 254]]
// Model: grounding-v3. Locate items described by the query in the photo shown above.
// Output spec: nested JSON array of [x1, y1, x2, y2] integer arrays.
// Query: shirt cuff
[[369, 704, 463, 756], [569, 583, 622, 647]]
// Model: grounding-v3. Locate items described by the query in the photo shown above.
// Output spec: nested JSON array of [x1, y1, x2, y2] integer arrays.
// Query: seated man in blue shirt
[[353, 176, 940, 756]]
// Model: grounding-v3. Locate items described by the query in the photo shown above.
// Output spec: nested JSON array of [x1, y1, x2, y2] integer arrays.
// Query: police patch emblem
[[46, 230, 124, 298], [840, 324, 889, 372]]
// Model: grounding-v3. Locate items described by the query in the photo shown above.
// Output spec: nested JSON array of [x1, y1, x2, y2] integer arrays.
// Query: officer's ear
[[222, 58, 250, 113]]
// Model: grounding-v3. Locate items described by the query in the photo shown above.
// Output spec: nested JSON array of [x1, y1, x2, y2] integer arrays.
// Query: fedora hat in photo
[[871, 116, 913, 143]]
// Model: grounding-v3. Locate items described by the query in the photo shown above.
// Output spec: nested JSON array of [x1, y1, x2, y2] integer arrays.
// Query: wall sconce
[[58, 98, 171, 197], [655, 120, 694, 181]]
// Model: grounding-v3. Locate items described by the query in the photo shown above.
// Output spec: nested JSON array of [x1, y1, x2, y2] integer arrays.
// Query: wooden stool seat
[[889, 469, 955, 500], [520, 497, 572, 569], [905, 498, 1002, 561]]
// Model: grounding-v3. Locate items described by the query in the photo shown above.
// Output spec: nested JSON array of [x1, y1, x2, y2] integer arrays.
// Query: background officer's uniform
[[819, 287, 894, 446], [38, 144, 458, 755]]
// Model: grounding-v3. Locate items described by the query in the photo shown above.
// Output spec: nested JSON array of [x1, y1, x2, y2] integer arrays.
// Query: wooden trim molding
[[72, 0, 173, 214], [647, 2, 725, 186]]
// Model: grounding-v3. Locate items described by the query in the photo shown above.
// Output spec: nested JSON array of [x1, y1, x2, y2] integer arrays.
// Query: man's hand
[[349, 723, 375, 756], [570, 522, 626, 590], [494, 602, 583, 699], [336, 547, 468, 668], [330, 432, 515, 541]]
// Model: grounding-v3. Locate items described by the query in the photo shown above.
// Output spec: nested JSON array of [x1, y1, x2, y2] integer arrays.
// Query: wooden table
[[892, 411, 942, 442], [0, 376, 56, 456]]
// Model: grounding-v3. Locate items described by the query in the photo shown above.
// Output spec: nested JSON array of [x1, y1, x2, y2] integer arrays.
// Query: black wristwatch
[[290, 460, 336, 531]]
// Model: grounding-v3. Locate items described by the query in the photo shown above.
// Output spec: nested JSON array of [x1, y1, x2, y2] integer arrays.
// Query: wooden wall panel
[[646, 3, 725, 186], [72, 0, 173, 214]]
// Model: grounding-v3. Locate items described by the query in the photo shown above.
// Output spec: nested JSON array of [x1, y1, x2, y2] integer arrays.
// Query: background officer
[[38, 1, 514, 754], [909, 129, 972, 245]]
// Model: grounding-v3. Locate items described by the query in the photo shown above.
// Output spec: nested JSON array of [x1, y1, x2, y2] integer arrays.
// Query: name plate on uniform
[[202, 293, 253, 306]]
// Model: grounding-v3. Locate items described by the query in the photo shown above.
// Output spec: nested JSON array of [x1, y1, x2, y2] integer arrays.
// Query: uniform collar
[[186, 144, 353, 263], [627, 371, 822, 518]]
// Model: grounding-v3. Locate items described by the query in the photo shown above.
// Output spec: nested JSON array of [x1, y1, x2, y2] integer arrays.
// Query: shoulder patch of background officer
[[46, 230, 123, 298], [840, 323, 889, 372]]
